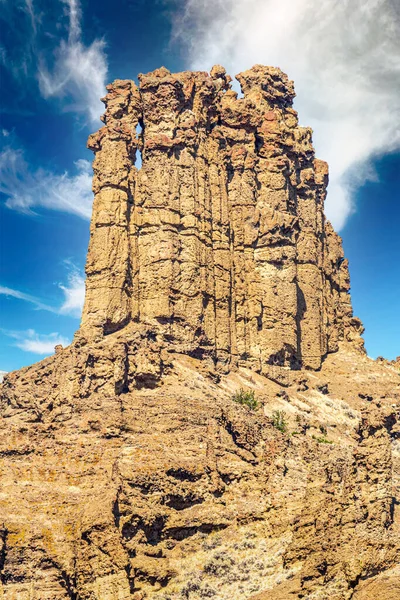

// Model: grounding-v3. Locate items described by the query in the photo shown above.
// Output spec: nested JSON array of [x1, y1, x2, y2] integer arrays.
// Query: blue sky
[[0, 0, 399, 374]]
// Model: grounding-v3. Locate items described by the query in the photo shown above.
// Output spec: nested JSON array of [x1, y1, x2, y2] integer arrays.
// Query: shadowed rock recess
[[1, 66, 399, 600]]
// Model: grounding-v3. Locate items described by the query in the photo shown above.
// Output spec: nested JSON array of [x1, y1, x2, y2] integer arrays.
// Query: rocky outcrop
[[82, 64, 363, 373], [1, 347, 399, 600], [1, 66, 398, 600]]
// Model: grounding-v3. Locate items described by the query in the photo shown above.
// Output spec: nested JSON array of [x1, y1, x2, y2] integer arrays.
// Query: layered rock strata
[[82, 64, 363, 373], [1, 66, 397, 600], [1, 348, 399, 600]]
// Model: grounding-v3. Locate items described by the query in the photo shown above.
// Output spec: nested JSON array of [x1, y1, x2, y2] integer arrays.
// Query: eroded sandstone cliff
[[0, 66, 398, 600], [82, 64, 363, 373]]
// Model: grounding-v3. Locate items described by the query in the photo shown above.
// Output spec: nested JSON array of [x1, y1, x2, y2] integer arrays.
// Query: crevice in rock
[[0, 529, 8, 585], [166, 468, 203, 482], [112, 487, 122, 529], [103, 315, 131, 336], [163, 493, 205, 511], [165, 522, 228, 541], [59, 569, 78, 600], [220, 413, 258, 461]]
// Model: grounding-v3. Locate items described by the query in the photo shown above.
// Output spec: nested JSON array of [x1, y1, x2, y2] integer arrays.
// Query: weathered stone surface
[[82, 64, 364, 372], [1, 66, 398, 600]]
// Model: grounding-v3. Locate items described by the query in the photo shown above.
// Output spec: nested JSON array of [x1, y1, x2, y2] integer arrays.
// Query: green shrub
[[312, 434, 333, 444], [232, 388, 258, 410], [272, 410, 287, 433]]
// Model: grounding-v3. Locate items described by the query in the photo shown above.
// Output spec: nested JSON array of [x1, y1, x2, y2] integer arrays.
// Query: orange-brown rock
[[1, 66, 398, 600]]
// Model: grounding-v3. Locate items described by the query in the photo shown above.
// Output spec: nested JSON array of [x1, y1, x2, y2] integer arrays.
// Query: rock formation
[[0, 66, 398, 600], [82, 64, 363, 374]]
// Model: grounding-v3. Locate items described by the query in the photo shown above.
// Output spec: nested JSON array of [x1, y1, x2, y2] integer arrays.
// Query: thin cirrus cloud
[[37, 0, 108, 122], [0, 0, 107, 122], [0, 265, 85, 318], [24, 0, 37, 35], [0, 145, 93, 219], [172, 0, 400, 230], [0, 285, 57, 313], [4, 329, 70, 355]]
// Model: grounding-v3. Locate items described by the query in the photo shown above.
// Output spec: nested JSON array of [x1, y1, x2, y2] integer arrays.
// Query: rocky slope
[[0, 65, 399, 600]]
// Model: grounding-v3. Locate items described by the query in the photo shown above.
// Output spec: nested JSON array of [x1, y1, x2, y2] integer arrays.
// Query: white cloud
[[6, 329, 70, 355], [59, 268, 85, 317], [1, 264, 85, 317], [0, 370, 7, 383], [0, 145, 93, 219], [172, 0, 400, 229], [64, 0, 81, 41], [38, 0, 107, 122], [1, 0, 107, 122], [25, 0, 37, 34], [0, 285, 56, 312]]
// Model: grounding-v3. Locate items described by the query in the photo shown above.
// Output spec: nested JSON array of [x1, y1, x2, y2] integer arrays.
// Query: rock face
[[1, 66, 399, 600], [82, 64, 363, 373]]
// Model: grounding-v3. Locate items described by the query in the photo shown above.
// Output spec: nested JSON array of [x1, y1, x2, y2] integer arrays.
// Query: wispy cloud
[[59, 266, 85, 317], [1, 263, 85, 318], [24, 0, 37, 35], [0, 285, 56, 313], [0, 145, 93, 219], [172, 0, 400, 229], [1, 0, 107, 122], [65, 0, 81, 41], [4, 329, 70, 354], [37, 0, 107, 122], [0, 1, 37, 81]]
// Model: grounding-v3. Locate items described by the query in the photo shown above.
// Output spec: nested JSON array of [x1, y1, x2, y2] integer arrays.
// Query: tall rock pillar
[[79, 65, 363, 372]]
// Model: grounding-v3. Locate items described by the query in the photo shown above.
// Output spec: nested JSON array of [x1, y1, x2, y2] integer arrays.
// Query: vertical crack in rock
[[0, 528, 8, 586]]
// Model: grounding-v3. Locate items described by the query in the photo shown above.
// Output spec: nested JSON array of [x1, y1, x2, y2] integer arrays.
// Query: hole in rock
[[135, 122, 143, 169], [232, 78, 244, 99]]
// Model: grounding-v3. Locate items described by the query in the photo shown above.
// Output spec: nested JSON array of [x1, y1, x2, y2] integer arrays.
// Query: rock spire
[[81, 64, 363, 374]]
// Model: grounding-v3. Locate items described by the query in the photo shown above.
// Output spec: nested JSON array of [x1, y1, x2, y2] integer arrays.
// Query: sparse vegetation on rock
[[232, 388, 258, 410], [272, 410, 288, 433]]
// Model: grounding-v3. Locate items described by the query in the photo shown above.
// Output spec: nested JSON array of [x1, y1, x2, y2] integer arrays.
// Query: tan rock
[[81, 64, 364, 371], [1, 66, 398, 600]]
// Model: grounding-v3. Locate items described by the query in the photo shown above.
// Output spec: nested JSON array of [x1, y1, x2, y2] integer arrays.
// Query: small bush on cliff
[[204, 552, 235, 577], [272, 410, 287, 433], [232, 388, 258, 410], [312, 434, 333, 444], [180, 575, 217, 598]]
